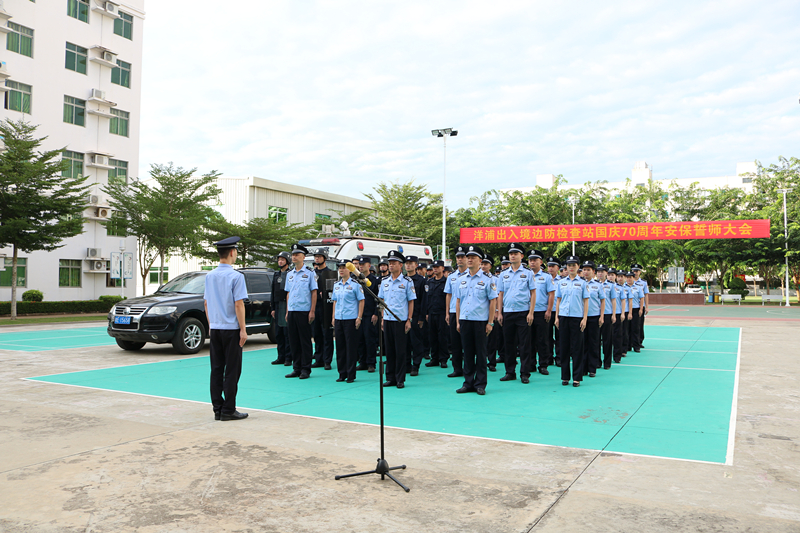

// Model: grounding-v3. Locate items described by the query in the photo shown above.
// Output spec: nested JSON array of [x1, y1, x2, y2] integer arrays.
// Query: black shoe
[[603, 365, 611, 370], [622, 353, 627, 357], [356, 364, 369, 371], [347, 378, 355, 383], [499, 374, 516, 382], [573, 381, 580, 387], [324, 364, 332, 370], [562, 381, 569, 386], [220, 411, 248, 421], [410, 368, 419, 376], [476, 388, 486, 395], [423, 355, 431, 360], [448, 371, 464, 378], [640, 345, 646, 349], [214, 411, 221, 421], [456, 386, 474, 394], [521, 376, 530, 384], [382, 381, 397, 387], [539, 367, 549, 376], [368, 366, 376, 373], [614, 359, 621, 364], [488, 365, 496, 372], [271, 359, 283, 365], [633, 349, 641, 353], [311, 361, 324, 368], [299, 372, 310, 379], [424, 361, 438, 367], [555, 359, 561, 366], [589, 373, 596, 378], [397, 383, 405, 389], [284, 361, 293, 366], [336, 377, 346, 382], [440, 362, 448, 368], [285, 371, 301, 378]]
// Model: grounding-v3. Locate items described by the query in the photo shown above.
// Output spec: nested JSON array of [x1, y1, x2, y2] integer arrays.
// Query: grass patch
[[0, 315, 107, 326]]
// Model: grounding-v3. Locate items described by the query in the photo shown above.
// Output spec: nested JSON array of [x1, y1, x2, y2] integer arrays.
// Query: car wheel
[[116, 339, 146, 351], [267, 320, 277, 344], [172, 317, 206, 354]]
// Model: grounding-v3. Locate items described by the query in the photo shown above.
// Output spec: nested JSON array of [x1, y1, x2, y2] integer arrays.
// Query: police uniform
[[455, 245, 498, 395], [285, 243, 318, 378], [312, 249, 337, 369], [555, 256, 589, 386], [482, 254, 503, 371], [204, 237, 249, 420], [497, 243, 536, 382], [611, 269, 628, 363], [598, 265, 616, 369], [581, 261, 606, 377], [619, 274, 632, 355], [423, 260, 449, 368], [529, 249, 555, 374], [270, 251, 293, 366], [332, 262, 365, 382], [547, 256, 561, 366], [444, 246, 469, 377], [378, 250, 416, 388], [632, 264, 649, 347], [355, 256, 379, 372], [405, 255, 427, 375], [627, 273, 645, 352]]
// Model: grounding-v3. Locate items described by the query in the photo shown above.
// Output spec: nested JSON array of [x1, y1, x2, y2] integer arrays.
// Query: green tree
[[103, 163, 222, 294], [0, 120, 90, 318], [365, 179, 444, 251]]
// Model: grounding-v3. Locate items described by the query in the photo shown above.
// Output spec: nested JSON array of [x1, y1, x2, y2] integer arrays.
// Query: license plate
[[114, 316, 132, 325]]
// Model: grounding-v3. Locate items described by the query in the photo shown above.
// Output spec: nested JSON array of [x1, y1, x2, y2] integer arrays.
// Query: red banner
[[460, 219, 770, 243]]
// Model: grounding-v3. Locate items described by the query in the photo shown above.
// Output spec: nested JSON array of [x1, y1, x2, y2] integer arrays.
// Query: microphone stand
[[334, 272, 410, 492]]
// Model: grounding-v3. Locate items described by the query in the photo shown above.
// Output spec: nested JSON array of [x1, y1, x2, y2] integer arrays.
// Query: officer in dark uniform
[[528, 249, 555, 374], [420, 263, 432, 360], [403, 255, 427, 376], [312, 249, 336, 370], [378, 250, 416, 389], [285, 243, 318, 379], [378, 257, 389, 278], [332, 260, 365, 383], [423, 259, 449, 368], [204, 236, 249, 421], [356, 255, 379, 372], [270, 251, 293, 366]]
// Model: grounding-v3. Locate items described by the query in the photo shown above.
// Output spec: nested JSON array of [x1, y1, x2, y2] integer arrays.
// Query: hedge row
[[0, 300, 116, 316]]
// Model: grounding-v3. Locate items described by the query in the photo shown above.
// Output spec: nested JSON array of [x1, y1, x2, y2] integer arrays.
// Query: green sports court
[[0, 326, 114, 351], [25, 323, 740, 464]]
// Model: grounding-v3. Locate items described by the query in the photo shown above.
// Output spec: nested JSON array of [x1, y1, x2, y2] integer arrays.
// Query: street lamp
[[431, 128, 458, 262], [567, 196, 578, 255], [119, 239, 126, 299], [777, 188, 793, 306]]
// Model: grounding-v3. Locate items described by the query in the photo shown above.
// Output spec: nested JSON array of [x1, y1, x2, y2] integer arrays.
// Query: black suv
[[107, 268, 276, 354]]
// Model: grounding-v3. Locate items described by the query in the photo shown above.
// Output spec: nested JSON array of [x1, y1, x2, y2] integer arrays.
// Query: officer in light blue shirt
[[378, 250, 416, 388], [496, 242, 536, 382], [284, 243, 318, 379], [204, 236, 250, 421], [528, 249, 556, 374], [443, 245, 469, 377], [331, 260, 365, 383], [581, 260, 605, 377], [626, 271, 645, 352], [596, 264, 616, 369], [632, 263, 649, 347], [555, 256, 589, 387]]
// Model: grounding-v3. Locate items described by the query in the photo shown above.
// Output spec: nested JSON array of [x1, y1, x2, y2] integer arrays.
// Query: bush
[[0, 299, 116, 316], [727, 277, 747, 291], [728, 288, 750, 297], [21, 290, 44, 302], [99, 295, 126, 305]]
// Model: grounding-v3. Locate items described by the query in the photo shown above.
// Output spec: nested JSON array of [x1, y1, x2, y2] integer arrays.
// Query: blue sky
[[139, 1, 800, 209]]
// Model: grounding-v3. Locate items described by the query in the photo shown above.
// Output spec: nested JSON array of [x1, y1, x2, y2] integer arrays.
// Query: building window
[[4, 81, 32, 114], [111, 59, 131, 88], [268, 206, 288, 223], [67, 0, 90, 23], [63, 95, 86, 126], [114, 11, 133, 40], [106, 274, 122, 288], [106, 212, 127, 237], [62, 150, 84, 179], [7, 22, 34, 58], [65, 42, 88, 74], [108, 159, 128, 185], [315, 213, 332, 221], [59, 259, 82, 287], [149, 267, 168, 284], [109, 108, 129, 137], [0, 258, 26, 287]]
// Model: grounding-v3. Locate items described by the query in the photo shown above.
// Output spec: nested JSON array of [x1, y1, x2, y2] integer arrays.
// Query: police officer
[[455, 245, 498, 396], [555, 255, 589, 387], [356, 256, 379, 373], [632, 264, 649, 348], [609, 268, 627, 364], [626, 271, 644, 353], [270, 251, 293, 366], [423, 260, 449, 368], [204, 236, 248, 421], [420, 263, 432, 360], [597, 265, 616, 370], [529, 249, 555, 374], [378, 250, 416, 389], [581, 260, 605, 378], [482, 253, 503, 372], [444, 246, 469, 378], [404, 255, 427, 376], [618, 270, 632, 357], [547, 257, 562, 366], [378, 257, 389, 278], [332, 260, 365, 383], [496, 243, 536, 383], [285, 243, 318, 379], [312, 249, 336, 370]]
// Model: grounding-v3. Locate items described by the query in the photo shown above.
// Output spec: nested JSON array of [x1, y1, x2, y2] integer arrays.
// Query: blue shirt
[[497, 265, 536, 313], [601, 280, 617, 315], [378, 274, 416, 321], [285, 265, 318, 312], [203, 263, 248, 330], [628, 283, 644, 309], [444, 268, 468, 314], [617, 283, 630, 314], [634, 279, 649, 306], [586, 279, 606, 317], [332, 277, 364, 320], [532, 269, 555, 312], [456, 270, 498, 321], [551, 275, 562, 311], [555, 275, 589, 318]]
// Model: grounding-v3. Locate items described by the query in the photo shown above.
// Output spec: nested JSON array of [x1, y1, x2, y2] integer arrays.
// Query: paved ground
[[1, 308, 799, 532]]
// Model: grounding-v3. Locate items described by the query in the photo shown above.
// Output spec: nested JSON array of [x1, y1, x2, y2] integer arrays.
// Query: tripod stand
[[335, 273, 410, 492]]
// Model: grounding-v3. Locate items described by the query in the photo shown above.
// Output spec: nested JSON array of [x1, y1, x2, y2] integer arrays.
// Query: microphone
[[346, 262, 372, 287]]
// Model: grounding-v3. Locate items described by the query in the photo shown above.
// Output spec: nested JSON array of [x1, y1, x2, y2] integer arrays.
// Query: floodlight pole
[[567, 197, 577, 255], [432, 128, 457, 263], [778, 188, 792, 306]]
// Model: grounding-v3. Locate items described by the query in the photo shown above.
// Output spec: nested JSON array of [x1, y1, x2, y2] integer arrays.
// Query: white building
[[0, 0, 144, 303], [144, 177, 375, 294]]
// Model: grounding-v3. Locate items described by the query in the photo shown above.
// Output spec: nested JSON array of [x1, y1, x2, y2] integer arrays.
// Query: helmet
[[313, 248, 329, 260]]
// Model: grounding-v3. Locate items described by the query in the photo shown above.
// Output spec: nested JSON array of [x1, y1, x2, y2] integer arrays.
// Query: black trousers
[[313, 308, 334, 365], [612, 314, 624, 362], [622, 311, 630, 352], [357, 317, 378, 367], [551, 310, 560, 362], [383, 320, 407, 384], [334, 319, 358, 380], [449, 312, 463, 373], [276, 325, 291, 363], [209, 329, 243, 415], [487, 322, 499, 362], [406, 316, 425, 369], [630, 308, 642, 350], [460, 320, 489, 390], [421, 319, 430, 359], [583, 315, 601, 374], [600, 313, 613, 367], [287, 311, 313, 374], [428, 314, 448, 364], [502, 311, 531, 377], [533, 311, 551, 368], [640, 306, 646, 343], [559, 316, 585, 382], [495, 322, 505, 364]]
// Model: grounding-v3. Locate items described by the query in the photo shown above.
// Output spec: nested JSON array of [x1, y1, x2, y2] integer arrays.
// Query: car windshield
[[157, 273, 206, 294]]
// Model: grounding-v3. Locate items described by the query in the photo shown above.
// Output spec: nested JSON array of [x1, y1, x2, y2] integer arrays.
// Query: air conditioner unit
[[95, 207, 110, 219], [104, 2, 119, 15], [93, 261, 106, 271], [90, 88, 105, 100], [87, 248, 103, 258], [87, 194, 100, 205], [102, 51, 116, 62], [0, 62, 8, 74], [91, 154, 109, 166]]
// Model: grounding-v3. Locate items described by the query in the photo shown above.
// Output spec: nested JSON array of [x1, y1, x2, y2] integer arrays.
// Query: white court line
[[20, 378, 728, 466], [615, 364, 733, 372], [725, 329, 742, 466]]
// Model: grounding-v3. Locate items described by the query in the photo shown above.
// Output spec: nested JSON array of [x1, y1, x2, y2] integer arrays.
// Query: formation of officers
[[270, 241, 650, 395]]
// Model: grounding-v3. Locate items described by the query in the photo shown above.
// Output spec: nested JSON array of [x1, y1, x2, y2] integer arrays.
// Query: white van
[[298, 234, 435, 270]]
